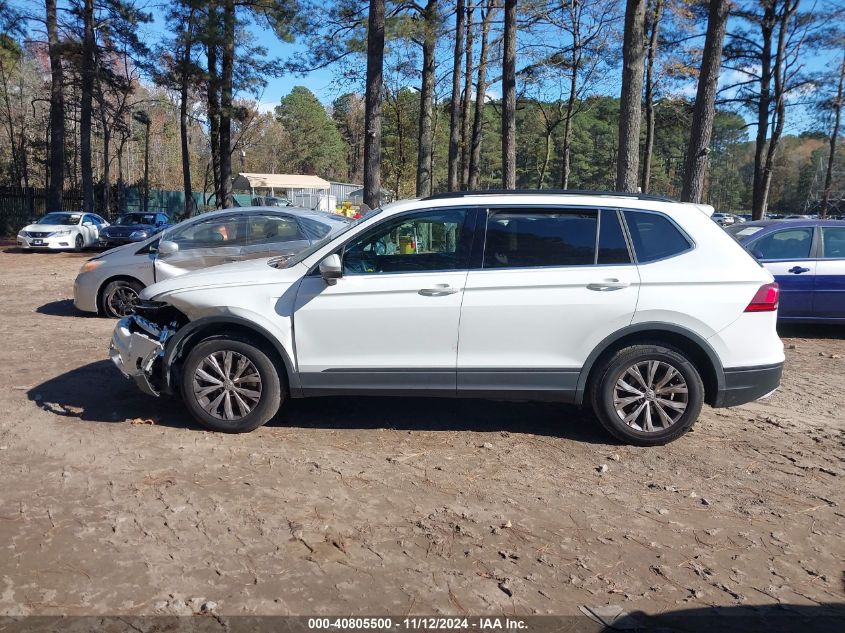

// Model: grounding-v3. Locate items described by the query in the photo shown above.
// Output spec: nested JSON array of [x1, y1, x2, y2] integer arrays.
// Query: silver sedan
[[74, 206, 352, 318]]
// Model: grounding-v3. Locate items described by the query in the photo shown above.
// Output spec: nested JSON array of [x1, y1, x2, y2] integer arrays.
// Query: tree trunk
[[537, 129, 552, 189], [616, 0, 646, 192], [460, 6, 474, 189], [364, 0, 385, 208], [820, 46, 844, 217], [447, 0, 465, 191], [469, 0, 494, 190], [80, 0, 95, 212], [46, 0, 64, 209], [206, 21, 221, 206], [180, 17, 195, 216], [101, 122, 110, 216], [559, 47, 578, 189], [218, 0, 235, 209], [0, 56, 21, 185], [680, 0, 729, 203], [640, 0, 663, 193], [415, 0, 437, 197], [502, 0, 517, 189], [751, 4, 776, 220]]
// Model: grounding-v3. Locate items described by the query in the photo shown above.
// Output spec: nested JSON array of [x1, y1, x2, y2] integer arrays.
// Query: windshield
[[116, 213, 157, 225], [269, 208, 382, 269], [38, 213, 81, 226]]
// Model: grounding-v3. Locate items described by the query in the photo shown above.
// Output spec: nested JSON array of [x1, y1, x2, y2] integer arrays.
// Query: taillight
[[745, 282, 779, 312]]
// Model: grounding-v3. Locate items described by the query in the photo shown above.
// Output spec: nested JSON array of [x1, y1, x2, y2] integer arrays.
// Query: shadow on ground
[[28, 360, 610, 443], [36, 299, 91, 317]]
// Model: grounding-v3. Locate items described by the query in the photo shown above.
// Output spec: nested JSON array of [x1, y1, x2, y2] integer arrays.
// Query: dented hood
[[141, 256, 306, 300]]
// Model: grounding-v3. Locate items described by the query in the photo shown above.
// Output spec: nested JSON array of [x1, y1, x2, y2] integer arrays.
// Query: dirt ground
[[0, 247, 843, 622]]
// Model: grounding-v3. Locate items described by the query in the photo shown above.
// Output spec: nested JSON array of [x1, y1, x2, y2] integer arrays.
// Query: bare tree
[[820, 43, 844, 217], [616, 0, 645, 192], [447, 0, 465, 191], [364, 0, 385, 207], [468, 0, 495, 190], [502, 0, 517, 189], [640, 0, 662, 193], [46, 0, 65, 209], [415, 0, 438, 197], [681, 0, 730, 203], [79, 0, 95, 212], [460, 4, 473, 189]]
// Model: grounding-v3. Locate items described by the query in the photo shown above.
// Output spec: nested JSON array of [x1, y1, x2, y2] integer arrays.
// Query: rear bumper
[[713, 362, 783, 408]]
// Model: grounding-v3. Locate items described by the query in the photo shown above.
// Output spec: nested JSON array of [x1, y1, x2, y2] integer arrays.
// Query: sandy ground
[[0, 247, 843, 623]]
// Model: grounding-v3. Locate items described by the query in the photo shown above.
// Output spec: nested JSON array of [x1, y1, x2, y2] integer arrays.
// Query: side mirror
[[319, 254, 343, 285], [83, 221, 93, 226], [751, 247, 764, 260], [158, 240, 179, 257]]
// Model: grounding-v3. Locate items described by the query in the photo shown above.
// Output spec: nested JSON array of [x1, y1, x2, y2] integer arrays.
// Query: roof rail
[[422, 189, 677, 203]]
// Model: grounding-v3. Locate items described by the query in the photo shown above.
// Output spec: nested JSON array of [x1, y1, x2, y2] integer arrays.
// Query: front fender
[[161, 310, 300, 396]]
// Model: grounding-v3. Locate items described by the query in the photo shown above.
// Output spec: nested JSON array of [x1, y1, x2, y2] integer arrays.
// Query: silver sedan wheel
[[105, 284, 140, 317], [613, 360, 688, 432], [192, 350, 262, 421]]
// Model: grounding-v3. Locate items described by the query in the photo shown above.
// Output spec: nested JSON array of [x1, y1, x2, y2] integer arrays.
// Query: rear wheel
[[100, 279, 144, 318], [589, 344, 704, 446], [180, 337, 283, 433]]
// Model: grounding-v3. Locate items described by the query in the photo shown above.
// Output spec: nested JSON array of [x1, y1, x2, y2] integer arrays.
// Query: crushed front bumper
[[109, 316, 176, 396]]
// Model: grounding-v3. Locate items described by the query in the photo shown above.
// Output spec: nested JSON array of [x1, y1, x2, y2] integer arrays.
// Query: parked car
[[99, 212, 171, 248], [109, 191, 784, 446], [17, 212, 108, 251], [74, 207, 352, 318], [711, 212, 738, 226], [726, 219, 845, 322]]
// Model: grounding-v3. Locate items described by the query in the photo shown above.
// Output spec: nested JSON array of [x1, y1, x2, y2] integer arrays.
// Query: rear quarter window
[[623, 210, 692, 263]]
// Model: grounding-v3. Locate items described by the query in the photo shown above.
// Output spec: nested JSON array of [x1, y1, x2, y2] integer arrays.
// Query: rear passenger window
[[623, 211, 691, 262], [752, 228, 813, 260], [821, 227, 845, 258], [483, 210, 597, 268], [598, 210, 631, 264]]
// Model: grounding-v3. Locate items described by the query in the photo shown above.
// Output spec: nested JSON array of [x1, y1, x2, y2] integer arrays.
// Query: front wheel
[[589, 344, 704, 446], [74, 234, 84, 252], [100, 279, 144, 318], [180, 338, 283, 433]]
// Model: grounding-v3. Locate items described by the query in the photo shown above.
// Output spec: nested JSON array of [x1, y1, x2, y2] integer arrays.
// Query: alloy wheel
[[613, 360, 689, 432], [105, 284, 140, 317], [192, 350, 263, 421]]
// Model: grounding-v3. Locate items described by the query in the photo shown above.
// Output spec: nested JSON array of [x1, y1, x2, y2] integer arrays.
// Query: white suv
[[109, 192, 784, 445]]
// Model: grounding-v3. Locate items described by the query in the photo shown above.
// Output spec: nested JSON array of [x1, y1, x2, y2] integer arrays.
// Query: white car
[[109, 191, 784, 446], [17, 211, 108, 251], [74, 207, 353, 318]]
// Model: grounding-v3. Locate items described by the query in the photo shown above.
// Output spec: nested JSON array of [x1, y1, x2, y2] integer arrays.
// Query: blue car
[[726, 219, 845, 323], [99, 212, 171, 248]]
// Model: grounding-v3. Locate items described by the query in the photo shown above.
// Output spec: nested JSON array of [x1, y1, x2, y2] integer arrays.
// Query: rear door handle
[[419, 284, 460, 296], [788, 266, 810, 274], [587, 279, 631, 291]]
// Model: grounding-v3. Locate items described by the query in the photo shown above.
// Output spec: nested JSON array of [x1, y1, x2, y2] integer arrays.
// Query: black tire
[[589, 344, 704, 446], [99, 279, 144, 318], [74, 234, 84, 252], [180, 337, 283, 433]]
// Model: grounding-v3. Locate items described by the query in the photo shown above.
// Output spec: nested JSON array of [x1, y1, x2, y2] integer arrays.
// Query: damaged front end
[[109, 302, 187, 396]]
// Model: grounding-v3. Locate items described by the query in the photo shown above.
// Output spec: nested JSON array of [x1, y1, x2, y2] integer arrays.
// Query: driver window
[[343, 209, 468, 274]]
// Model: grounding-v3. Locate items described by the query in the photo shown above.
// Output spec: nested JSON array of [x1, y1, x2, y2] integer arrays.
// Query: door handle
[[419, 284, 460, 296], [788, 266, 810, 274], [587, 279, 631, 291]]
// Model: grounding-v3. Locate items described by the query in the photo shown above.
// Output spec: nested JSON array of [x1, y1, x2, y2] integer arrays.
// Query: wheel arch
[[576, 323, 725, 407], [161, 316, 299, 398], [96, 275, 146, 315]]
